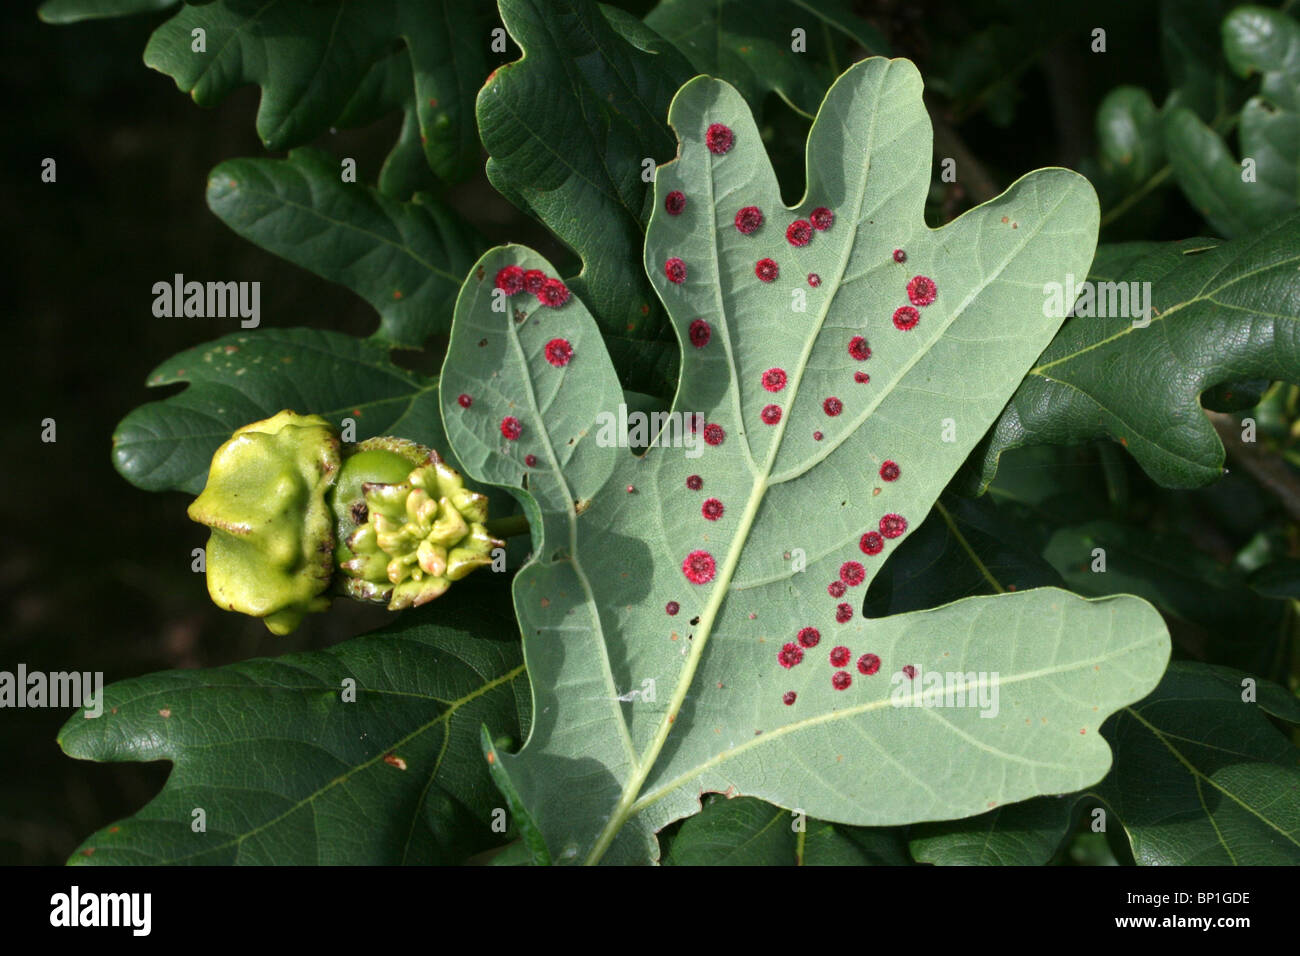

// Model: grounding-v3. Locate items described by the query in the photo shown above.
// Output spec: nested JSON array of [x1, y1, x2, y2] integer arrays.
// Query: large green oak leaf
[[206, 149, 486, 349], [58, 587, 528, 865], [141, 0, 501, 183], [439, 58, 1169, 864], [969, 216, 1300, 492]]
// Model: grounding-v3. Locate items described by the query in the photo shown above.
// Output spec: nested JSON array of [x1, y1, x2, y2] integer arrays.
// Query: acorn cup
[[187, 412, 505, 633]]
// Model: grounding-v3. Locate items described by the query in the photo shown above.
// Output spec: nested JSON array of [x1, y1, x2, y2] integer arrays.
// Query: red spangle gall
[[666, 601, 680, 616], [665, 190, 686, 215], [879, 460, 900, 482], [810, 207, 833, 230], [682, 550, 716, 584], [807, 273, 821, 287], [524, 454, 537, 467], [665, 257, 687, 284], [854, 372, 870, 384], [813, 430, 823, 441], [783, 691, 797, 706], [831, 671, 852, 690], [626, 485, 636, 493], [797, 627, 821, 648], [777, 642, 804, 668], [823, 396, 843, 416], [703, 423, 725, 446], [892, 249, 906, 263], [902, 665, 917, 680], [892, 306, 920, 331], [755, 258, 779, 282], [735, 206, 763, 234], [860, 531, 884, 555], [701, 498, 724, 521], [495, 265, 525, 295], [537, 278, 570, 308], [879, 513, 907, 539], [829, 646, 851, 667], [500, 416, 522, 440], [760, 404, 782, 425], [848, 336, 871, 361], [857, 653, 881, 676], [522, 269, 546, 294], [835, 603, 853, 623], [840, 561, 865, 586], [827, 580, 846, 598], [688, 319, 711, 348], [706, 123, 734, 154], [686, 474, 703, 491], [456, 393, 472, 408], [543, 337, 573, 366], [761, 367, 787, 392], [906, 275, 937, 307], [786, 220, 812, 246]]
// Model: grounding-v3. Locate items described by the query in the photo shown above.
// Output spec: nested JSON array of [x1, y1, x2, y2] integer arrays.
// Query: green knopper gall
[[336, 445, 502, 611], [186, 411, 340, 635]]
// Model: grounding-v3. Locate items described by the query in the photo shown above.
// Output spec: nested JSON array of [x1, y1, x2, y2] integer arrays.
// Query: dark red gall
[[682, 550, 717, 584], [906, 275, 937, 307], [879, 513, 907, 539], [495, 265, 525, 295], [761, 367, 787, 392], [706, 123, 734, 154], [735, 206, 763, 234], [892, 306, 920, 331], [544, 337, 573, 367], [857, 653, 881, 676], [778, 642, 804, 668]]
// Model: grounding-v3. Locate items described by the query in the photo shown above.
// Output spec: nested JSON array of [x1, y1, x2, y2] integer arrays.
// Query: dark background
[[2, 0, 1180, 864]]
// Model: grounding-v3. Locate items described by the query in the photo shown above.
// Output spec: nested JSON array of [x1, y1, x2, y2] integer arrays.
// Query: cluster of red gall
[[663, 122, 836, 291], [495, 265, 571, 308], [778, 621, 887, 702]]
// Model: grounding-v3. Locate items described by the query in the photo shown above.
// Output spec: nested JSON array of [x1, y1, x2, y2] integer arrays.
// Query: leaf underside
[[439, 58, 1169, 864]]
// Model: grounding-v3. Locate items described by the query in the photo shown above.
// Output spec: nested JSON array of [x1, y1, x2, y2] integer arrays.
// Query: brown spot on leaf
[[158, 708, 171, 718], [384, 753, 408, 770]]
